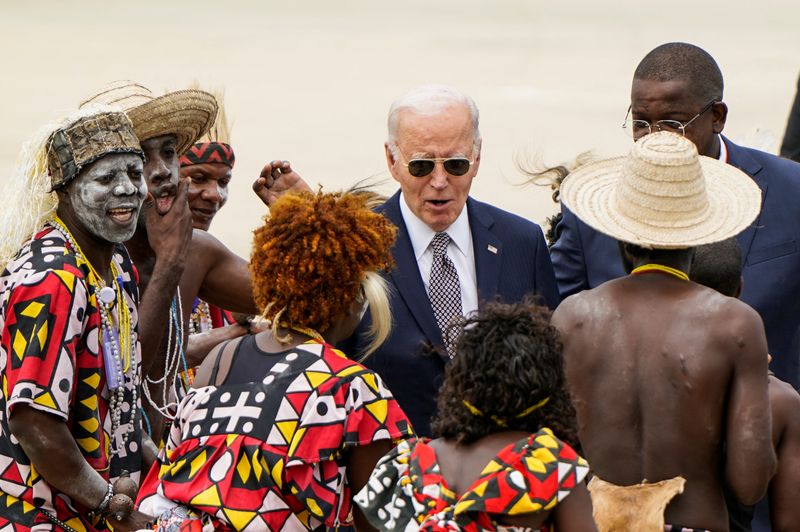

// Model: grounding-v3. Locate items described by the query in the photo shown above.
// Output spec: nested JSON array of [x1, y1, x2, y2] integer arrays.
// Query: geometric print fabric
[[137, 340, 413, 531], [0, 225, 143, 531], [355, 427, 589, 531]]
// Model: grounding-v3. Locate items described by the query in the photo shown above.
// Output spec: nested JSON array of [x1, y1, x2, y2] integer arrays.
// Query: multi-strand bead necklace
[[50, 216, 137, 456]]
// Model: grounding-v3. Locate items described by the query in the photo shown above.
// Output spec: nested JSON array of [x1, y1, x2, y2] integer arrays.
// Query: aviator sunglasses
[[396, 146, 475, 178]]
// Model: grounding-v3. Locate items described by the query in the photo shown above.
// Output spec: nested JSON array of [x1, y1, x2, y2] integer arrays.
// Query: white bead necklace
[[142, 288, 184, 420], [50, 217, 137, 456]]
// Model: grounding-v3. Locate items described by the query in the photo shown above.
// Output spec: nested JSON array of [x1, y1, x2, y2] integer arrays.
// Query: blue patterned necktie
[[428, 232, 463, 358]]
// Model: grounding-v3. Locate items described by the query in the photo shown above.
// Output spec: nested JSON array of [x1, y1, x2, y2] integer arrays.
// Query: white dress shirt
[[718, 134, 728, 162], [399, 195, 479, 317]]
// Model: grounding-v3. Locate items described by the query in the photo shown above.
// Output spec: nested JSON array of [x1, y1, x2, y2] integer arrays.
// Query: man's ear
[[385, 143, 396, 165], [711, 101, 728, 134]]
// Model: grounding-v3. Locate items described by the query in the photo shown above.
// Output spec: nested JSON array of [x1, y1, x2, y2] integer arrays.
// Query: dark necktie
[[428, 232, 463, 358]]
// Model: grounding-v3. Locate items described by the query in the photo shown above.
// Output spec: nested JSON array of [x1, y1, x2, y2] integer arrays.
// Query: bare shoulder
[[769, 376, 800, 434], [707, 294, 766, 342], [552, 282, 616, 328]]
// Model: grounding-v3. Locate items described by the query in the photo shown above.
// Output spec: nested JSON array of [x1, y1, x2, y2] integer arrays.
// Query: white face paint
[[65, 153, 146, 243]]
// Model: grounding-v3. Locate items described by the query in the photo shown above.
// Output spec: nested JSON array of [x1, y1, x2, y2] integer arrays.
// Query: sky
[[1, 0, 798, 256]]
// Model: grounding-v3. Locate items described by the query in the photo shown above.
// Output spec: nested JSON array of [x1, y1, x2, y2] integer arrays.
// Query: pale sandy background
[[1, 0, 798, 257]]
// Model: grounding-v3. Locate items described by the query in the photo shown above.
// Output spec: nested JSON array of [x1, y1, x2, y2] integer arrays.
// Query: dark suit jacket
[[550, 136, 800, 388], [341, 192, 560, 437]]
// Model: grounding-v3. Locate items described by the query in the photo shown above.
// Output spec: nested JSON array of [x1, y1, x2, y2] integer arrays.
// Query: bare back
[[553, 274, 773, 530]]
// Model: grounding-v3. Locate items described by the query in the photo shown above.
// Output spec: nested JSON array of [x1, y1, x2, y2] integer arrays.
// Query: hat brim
[[560, 155, 762, 249], [126, 90, 217, 155]]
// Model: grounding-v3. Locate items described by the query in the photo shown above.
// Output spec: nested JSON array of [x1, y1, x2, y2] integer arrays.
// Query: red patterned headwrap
[[179, 142, 236, 168]]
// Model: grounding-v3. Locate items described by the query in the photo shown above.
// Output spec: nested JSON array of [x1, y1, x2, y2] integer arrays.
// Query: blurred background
[[1, 0, 798, 256]]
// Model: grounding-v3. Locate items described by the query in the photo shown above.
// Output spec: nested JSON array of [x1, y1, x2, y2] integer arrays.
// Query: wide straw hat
[[560, 132, 762, 249], [80, 81, 218, 155]]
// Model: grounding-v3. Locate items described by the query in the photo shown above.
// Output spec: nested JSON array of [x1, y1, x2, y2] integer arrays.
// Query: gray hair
[[387, 84, 482, 156]]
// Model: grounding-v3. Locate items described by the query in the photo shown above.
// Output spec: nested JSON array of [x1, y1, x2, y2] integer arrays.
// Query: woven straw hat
[[80, 81, 218, 155], [560, 132, 761, 249]]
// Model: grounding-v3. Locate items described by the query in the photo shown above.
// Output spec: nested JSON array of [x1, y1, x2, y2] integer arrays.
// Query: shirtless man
[[552, 132, 775, 530], [82, 82, 308, 432], [691, 240, 800, 531]]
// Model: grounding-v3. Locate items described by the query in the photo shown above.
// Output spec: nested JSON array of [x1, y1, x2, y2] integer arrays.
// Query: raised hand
[[144, 177, 193, 271], [252, 160, 312, 207]]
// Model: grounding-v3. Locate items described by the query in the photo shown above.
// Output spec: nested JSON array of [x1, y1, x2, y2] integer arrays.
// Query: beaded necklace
[[142, 290, 184, 420], [188, 298, 211, 334], [630, 263, 690, 282], [49, 216, 137, 456]]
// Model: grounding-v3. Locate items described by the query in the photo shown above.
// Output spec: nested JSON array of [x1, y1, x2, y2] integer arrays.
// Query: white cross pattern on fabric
[[212, 391, 261, 432], [428, 232, 463, 358]]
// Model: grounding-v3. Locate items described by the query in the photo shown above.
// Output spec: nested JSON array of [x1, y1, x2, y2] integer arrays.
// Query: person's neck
[[632, 253, 692, 278], [55, 207, 114, 283]]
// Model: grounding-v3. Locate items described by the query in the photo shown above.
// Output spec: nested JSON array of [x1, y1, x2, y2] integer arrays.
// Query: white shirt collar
[[718, 134, 728, 162], [399, 193, 471, 260]]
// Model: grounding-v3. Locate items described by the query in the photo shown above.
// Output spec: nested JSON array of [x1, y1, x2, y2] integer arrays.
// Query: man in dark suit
[[344, 85, 559, 437], [551, 43, 800, 394]]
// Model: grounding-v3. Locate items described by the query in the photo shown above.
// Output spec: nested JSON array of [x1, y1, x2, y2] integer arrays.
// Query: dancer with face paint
[[0, 109, 155, 530], [81, 82, 311, 439]]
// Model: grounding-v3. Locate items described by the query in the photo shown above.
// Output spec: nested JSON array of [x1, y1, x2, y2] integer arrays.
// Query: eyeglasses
[[396, 146, 474, 178], [622, 100, 716, 136]]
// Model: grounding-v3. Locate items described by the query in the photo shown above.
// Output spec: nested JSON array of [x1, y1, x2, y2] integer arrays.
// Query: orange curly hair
[[250, 190, 396, 333]]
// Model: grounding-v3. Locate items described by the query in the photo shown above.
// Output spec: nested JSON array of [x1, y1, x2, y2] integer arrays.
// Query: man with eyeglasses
[[551, 42, 800, 531], [340, 84, 559, 437]]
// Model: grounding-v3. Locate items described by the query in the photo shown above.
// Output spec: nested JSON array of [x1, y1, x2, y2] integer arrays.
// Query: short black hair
[[633, 42, 724, 104], [690, 238, 742, 297], [431, 299, 578, 446]]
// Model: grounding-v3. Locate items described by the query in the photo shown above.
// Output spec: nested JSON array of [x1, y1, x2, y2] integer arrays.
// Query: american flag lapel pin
[[487, 244, 498, 254]]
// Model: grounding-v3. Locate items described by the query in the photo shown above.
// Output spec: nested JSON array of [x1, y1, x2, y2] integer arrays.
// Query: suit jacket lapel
[[725, 136, 767, 264], [468, 198, 502, 302], [382, 192, 443, 344]]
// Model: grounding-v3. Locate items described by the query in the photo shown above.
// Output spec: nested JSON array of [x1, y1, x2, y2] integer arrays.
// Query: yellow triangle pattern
[[36, 321, 48, 350], [226, 434, 238, 446], [270, 456, 284, 488], [79, 417, 99, 433], [190, 484, 222, 508], [53, 270, 76, 292], [288, 427, 307, 456], [360, 372, 379, 393], [305, 371, 331, 388], [365, 399, 388, 424], [276, 420, 298, 443], [63, 517, 87, 532], [252, 450, 263, 481], [306, 497, 323, 517], [453, 499, 475, 516], [532, 447, 556, 464], [76, 437, 99, 453], [80, 394, 98, 411], [470, 480, 488, 498], [236, 452, 252, 484], [524, 456, 547, 474], [336, 365, 362, 378], [535, 433, 559, 449], [20, 301, 44, 318], [82, 372, 101, 389], [222, 508, 257, 530], [508, 493, 541, 514], [33, 392, 57, 410], [13, 330, 27, 361], [189, 450, 208, 479], [480, 460, 503, 475], [28, 464, 39, 486]]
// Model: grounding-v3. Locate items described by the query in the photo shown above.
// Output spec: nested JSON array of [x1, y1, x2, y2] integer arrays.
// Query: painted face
[[180, 163, 232, 230], [386, 104, 480, 232], [141, 135, 180, 215], [630, 78, 724, 158], [65, 153, 146, 243]]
